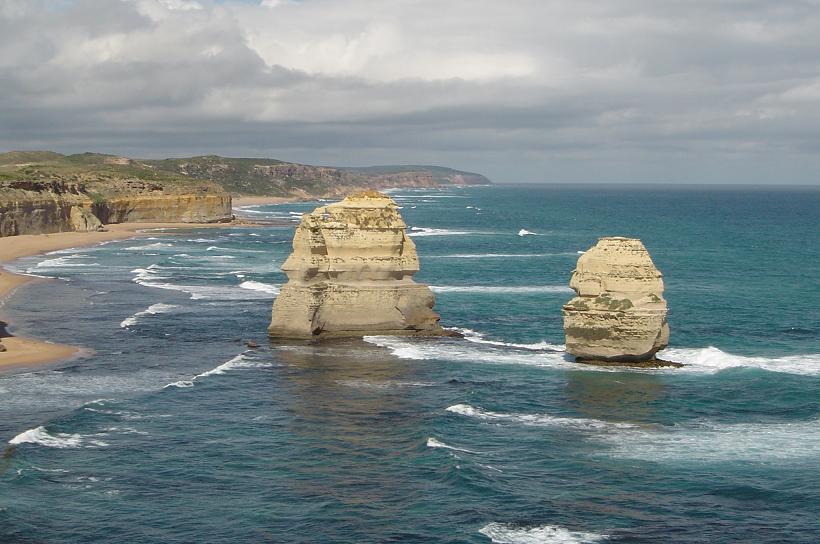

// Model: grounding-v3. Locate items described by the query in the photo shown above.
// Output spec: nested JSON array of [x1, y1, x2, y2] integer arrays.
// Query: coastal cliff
[[147, 156, 491, 197], [0, 152, 232, 236], [269, 191, 448, 339]]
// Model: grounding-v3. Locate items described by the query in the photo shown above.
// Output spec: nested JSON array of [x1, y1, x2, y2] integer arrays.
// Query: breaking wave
[[130, 267, 275, 300], [407, 227, 486, 237], [9, 426, 108, 449], [426, 437, 480, 453], [659, 346, 820, 376], [363, 335, 572, 368], [454, 328, 565, 351], [447, 404, 638, 430], [120, 303, 179, 328], [479, 522, 608, 544], [238, 281, 279, 295], [123, 242, 174, 251]]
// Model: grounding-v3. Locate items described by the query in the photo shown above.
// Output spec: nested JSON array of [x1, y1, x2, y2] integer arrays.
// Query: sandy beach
[[0, 222, 239, 373]]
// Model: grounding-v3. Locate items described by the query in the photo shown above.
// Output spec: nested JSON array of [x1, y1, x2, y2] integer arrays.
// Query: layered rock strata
[[269, 191, 447, 339], [0, 180, 232, 236], [562, 237, 673, 365]]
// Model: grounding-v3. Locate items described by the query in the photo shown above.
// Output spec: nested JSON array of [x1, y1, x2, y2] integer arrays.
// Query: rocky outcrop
[[269, 191, 447, 339], [562, 237, 672, 365], [69, 206, 103, 231]]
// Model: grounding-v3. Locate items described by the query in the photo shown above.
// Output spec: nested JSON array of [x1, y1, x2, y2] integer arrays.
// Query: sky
[[1, 0, 820, 184]]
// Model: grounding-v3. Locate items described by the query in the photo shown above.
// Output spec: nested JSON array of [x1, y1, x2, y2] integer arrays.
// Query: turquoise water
[[1, 185, 818, 543]]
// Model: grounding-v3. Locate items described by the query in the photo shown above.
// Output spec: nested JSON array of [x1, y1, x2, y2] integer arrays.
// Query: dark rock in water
[[575, 357, 683, 368], [245, 341, 259, 349]]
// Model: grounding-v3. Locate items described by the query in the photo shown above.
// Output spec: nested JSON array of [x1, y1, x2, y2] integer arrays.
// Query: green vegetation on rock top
[[0, 151, 491, 198]]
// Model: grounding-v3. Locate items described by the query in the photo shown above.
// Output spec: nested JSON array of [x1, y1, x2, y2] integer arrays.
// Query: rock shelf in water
[[268, 191, 449, 339], [562, 236, 671, 365]]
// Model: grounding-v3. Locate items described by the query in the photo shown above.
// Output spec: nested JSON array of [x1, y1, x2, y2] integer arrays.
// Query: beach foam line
[[426, 437, 480, 453], [659, 346, 820, 376], [123, 242, 174, 251], [447, 404, 638, 431], [600, 418, 820, 463], [430, 285, 573, 294], [9, 426, 109, 448], [479, 522, 608, 544], [120, 303, 179, 328]]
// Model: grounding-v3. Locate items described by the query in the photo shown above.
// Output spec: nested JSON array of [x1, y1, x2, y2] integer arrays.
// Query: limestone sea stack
[[562, 237, 674, 366], [268, 191, 448, 339]]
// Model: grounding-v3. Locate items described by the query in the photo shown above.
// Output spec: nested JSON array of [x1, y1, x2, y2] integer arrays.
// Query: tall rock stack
[[269, 191, 447, 339], [562, 237, 673, 366]]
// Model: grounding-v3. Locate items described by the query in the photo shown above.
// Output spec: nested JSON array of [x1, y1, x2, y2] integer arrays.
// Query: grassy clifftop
[[0, 152, 491, 198]]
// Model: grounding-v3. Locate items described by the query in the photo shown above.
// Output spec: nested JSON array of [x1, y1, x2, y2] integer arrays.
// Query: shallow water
[[1, 185, 818, 543]]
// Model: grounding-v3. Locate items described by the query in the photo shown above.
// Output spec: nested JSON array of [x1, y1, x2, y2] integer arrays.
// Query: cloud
[[1, 0, 819, 183]]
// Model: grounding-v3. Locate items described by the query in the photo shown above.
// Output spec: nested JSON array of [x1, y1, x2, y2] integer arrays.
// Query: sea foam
[[238, 281, 280, 295], [407, 227, 485, 237], [454, 328, 565, 351], [479, 522, 608, 544], [120, 303, 179, 328], [447, 404, 638, 431], [659, 346, 820, 376], [600, 418, 820, 463], [426, 437, 480, 453], [9, 426, 108, 448]]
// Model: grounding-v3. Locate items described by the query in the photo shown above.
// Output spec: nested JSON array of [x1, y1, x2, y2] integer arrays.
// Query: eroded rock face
[[562, 237, 670, 363], [69, 206, 102, 232], [269, 191, 446, 339]]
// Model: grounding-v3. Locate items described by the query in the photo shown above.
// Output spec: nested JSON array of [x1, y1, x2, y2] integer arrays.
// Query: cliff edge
[[0, 152, 232, 236]]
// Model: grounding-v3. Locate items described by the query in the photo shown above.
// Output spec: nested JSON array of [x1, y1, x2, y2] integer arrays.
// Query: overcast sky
[[2, 0, 819, 184]]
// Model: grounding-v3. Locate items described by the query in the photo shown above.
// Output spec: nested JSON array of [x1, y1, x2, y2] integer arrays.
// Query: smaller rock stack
[[562, 237, 675, 366], [269, 191, 448, 339]]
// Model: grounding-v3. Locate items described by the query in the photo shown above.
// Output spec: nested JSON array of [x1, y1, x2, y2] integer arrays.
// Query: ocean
[[1, 185, 818, 543]]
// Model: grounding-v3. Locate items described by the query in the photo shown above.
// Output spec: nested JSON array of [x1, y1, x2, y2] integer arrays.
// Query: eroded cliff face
[[269, 191, 447, 339], [94, 194, 231, 224], [562, 237, 670, 363], [0, 179, 232, 236], [0, 181, 90, 236]]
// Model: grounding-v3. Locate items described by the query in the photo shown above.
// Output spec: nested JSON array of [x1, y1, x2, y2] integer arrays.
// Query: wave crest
[[479, 522, 607, 544]]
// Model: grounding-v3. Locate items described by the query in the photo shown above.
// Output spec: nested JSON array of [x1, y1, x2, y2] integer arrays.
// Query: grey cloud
[[1, 0, 819, 183]]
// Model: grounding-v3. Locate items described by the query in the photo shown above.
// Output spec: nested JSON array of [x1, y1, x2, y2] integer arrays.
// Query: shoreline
[[233, 196, 304, 206], [0, 221, 246, 374]]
